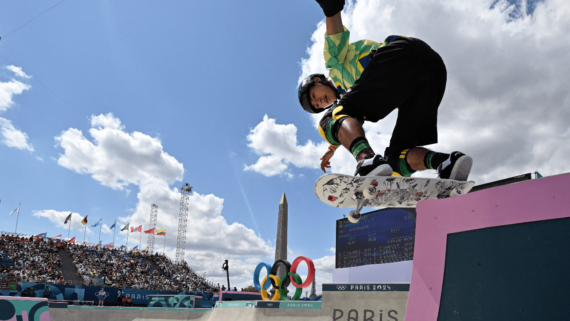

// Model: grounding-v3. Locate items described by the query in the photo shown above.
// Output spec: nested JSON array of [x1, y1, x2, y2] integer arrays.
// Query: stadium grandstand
[[0, 232, 220, 294]]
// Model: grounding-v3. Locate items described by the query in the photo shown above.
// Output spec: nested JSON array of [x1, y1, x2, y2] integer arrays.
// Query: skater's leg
[[406, 147, 450, 171], [336, 118, 393, 176], [337, 118, 374, 161]]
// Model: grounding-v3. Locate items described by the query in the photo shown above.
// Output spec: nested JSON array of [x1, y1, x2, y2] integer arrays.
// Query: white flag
[[9, 204, 20, 216]]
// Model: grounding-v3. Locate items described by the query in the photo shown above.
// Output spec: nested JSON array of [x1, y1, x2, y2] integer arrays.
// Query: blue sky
[[1, 0, 568, 292]]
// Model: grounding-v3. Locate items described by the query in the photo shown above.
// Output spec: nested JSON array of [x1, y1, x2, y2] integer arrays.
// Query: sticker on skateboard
[[315, 174, 475, 223]]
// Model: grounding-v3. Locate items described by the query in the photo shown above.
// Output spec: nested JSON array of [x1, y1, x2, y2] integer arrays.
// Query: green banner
[[214, 301, 258, 308], [279, 302, 321, 309]]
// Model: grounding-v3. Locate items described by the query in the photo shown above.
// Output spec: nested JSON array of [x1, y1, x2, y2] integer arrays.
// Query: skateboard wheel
[[348, 210, 361, 223], [362, 186, 377, 200]]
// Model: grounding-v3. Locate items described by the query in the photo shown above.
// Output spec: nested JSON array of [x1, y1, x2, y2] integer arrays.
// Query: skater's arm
[[320, 145, 339, 173], [325, 12, 344, 36]]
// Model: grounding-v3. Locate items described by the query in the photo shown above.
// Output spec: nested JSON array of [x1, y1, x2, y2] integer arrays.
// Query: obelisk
[[274, 192, 288, 279]]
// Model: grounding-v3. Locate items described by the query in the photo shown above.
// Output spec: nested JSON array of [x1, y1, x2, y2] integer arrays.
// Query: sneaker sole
[[366, 164, 393, 177], [448, 155, 473, 181]]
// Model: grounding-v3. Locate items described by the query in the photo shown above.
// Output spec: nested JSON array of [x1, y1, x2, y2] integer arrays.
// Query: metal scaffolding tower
[[175, 183, 193, 264], [147, 204, 158, 254]]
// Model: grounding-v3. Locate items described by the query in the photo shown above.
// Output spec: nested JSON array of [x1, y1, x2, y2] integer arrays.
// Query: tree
[[243, 285, 259, 293]]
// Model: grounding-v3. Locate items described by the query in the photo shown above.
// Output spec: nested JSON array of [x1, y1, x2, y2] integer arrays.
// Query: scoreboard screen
[[336, 208, 416, 269]]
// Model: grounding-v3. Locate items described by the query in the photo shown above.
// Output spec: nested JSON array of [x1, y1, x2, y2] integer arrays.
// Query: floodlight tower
[[147, 204, 158, 254], [175, 183, 193, 264]]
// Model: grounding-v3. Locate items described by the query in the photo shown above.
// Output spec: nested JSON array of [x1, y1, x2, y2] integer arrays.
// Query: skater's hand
[[320, 148, 336, 173], [316, 0, 345, 18]]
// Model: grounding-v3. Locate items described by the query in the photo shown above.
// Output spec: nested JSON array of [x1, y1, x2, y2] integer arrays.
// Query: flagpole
[[14, 203, 21, 233], [68, 214, 71, 238], [163, 233, 166, 255], [84, 224, 86, 242], [127, 229, 129, 249], [113, 223, 116, 247], [99, 223, 102, 243], [139, 228, 142, 250]]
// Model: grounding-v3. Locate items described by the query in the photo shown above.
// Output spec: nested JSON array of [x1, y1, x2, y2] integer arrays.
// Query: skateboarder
[[299, 0, 473, 181]]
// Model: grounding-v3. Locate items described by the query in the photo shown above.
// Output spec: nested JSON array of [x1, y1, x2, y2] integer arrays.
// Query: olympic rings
[[270, 259, 291, 288], [279, 272, 303, 301], [253, 263, 272, 290], [253, 256, 315, 300], [290, 256, 315, 288], [260, 275, 281, 301]]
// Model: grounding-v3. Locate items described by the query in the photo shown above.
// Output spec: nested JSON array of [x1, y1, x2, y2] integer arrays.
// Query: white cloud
[[55, 113, 183, 190], [244, 115, 329, 177], [0, 66, 33, 151], [249, 0, 570, 183], [6, 65, 31, 79], [0, 118, 34, 151], [0, 68, 31, 113], [53, 113, 274, 286]]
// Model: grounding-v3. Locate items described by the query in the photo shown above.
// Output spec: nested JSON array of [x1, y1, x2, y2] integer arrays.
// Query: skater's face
[[309, 77, 336, 109]]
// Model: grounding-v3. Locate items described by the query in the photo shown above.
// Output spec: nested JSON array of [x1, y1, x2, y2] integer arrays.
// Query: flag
[[142, 246, 149, 252], [50, 235, 62, 239], [9, 204, 20, 216], [131, 225, 142, 233], [64, 213, 72, 224], [130, 245, 138, 252], [105, 243, 113, 249], [36, 233, 47, 238], [110, 221, 116, 229], [81, 240, 87, 244], [91, 218, 102, 227], [81, 216, 88, 225], [156, 229, 166, 236], [97, 240, 102, 247], [121, 223, 129, 231], [144, 227, 155, 234], [119, 245, 126, 249], [69, 237, 76, 244]]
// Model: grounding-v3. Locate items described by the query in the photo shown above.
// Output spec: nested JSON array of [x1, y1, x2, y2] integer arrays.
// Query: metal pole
[[163, 235, 166, 255], [83, 224, 86, 242], [14, 203, 21, 233], [99, 223, 102, 244], [127, 230, 129, 249], [113, 224, 115, 247], [68, 214, 71, 238], [139, 229, 141, 250]]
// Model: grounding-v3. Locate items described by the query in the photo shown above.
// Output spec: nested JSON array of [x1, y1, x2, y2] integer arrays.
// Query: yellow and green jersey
[[319, 27, 404, 146], [324, 26, 404, 95]]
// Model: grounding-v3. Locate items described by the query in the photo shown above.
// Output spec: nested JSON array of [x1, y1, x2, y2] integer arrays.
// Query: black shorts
[[338, 37, 447, 157]]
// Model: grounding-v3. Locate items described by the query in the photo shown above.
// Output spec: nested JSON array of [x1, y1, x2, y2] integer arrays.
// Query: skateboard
[[315, 174, 475, 223]]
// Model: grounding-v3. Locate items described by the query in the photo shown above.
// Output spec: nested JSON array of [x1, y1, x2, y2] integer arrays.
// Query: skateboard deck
[[315, 174, 475, 209]]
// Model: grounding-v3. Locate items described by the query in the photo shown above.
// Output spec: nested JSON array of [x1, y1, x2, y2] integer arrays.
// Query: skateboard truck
[[348, 198, 368, 223]]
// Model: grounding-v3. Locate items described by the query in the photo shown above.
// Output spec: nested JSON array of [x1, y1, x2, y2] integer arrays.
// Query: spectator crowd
[[0, 234, 65, 284], [65, 241, 218, 293], [0, 233, 219, 296]]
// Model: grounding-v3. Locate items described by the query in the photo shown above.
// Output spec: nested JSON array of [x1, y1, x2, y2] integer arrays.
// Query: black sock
[[424, 151, 450, 170]]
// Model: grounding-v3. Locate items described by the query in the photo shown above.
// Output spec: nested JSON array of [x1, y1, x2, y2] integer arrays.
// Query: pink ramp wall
[[405, 172, 570, 321]]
